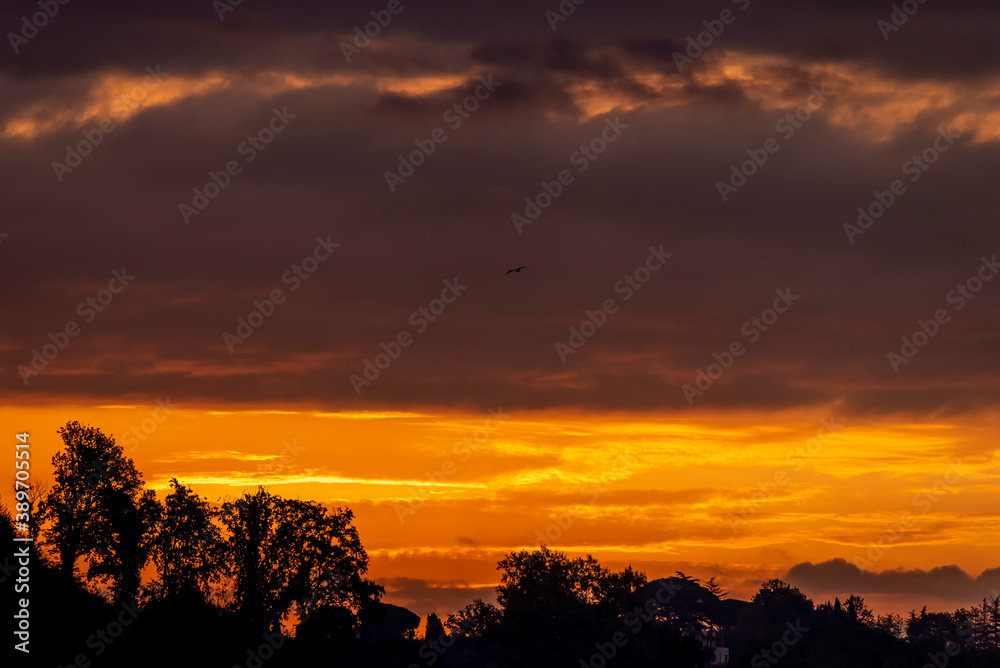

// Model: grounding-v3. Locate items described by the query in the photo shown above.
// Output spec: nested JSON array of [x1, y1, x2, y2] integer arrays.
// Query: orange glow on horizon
[[3, 402, 998, 617]]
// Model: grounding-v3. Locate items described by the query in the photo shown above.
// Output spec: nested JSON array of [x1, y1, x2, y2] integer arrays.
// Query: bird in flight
[[505, 266, 528, 274]]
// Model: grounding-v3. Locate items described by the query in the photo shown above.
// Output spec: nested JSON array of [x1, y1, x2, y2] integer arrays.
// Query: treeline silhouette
[[3, 421, 1000, 667]]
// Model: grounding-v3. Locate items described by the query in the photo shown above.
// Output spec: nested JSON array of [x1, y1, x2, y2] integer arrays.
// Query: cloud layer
[[2, 1, 1000, 416]]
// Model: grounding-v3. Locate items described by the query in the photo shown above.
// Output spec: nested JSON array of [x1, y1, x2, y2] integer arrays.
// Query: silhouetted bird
[[505, 266, 528, 274]]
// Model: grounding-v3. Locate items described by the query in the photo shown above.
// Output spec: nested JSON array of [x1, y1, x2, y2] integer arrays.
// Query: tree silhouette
[[41, 421, 155, 601], [496, 547, 649, 667], [986, 594, 1000, 648], [751, 578, 814, 620], [220, 487, 273, 631], [361, 602, 420, 641], [875, 612, 905, 638], [89, 486, 160, 602], [595, 563, 649, 617], [424, 612, 445, 641], [845, 594, 876, 626], [152, 478, 223, 602], [220, 487, 383, 634], [907, 606, 966, 645], [497, 546, 636, 611], [705, 575, 728, 599], [446, 599, 502, 639], [653, 576, 722, 632]]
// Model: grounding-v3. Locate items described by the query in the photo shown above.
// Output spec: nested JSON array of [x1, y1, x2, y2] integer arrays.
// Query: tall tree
[[424, 612, 445, 641], [152, 479, 223, 602], [88, 487, 161, 602], [220, 488, 383, 633], [220, 487, 280, 631], [41, 421, 156, 601], [844, 594, 876, 627], [991, 594, 1000, 649]]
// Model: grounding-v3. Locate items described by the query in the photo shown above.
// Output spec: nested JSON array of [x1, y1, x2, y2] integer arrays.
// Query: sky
[[2, 0, 1000, 620]]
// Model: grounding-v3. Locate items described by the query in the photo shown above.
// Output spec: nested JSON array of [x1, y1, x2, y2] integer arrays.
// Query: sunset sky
[[2, 0, 999, 620]]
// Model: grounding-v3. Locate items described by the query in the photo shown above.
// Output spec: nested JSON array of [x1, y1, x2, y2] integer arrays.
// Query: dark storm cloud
[[1, 1, 999, 415], [3, 0, 1000, 82], [786, 559, 1000, 602]]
